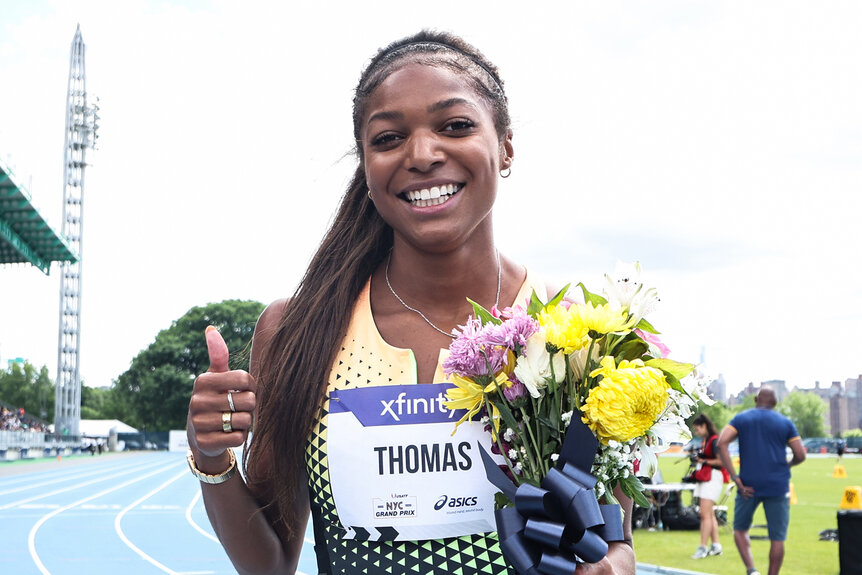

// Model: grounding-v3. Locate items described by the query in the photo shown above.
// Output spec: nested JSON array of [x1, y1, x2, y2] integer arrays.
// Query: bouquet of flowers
[[442, 263, 711, 572]]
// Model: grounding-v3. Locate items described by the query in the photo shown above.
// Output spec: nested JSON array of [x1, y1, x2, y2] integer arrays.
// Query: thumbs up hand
[[187, 326, 257, 461]]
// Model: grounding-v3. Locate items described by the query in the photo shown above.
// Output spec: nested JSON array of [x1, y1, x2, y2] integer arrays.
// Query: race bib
[[326, 383, 500, 542]]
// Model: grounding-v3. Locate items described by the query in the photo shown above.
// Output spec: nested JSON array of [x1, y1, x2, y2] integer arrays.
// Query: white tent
[[79, 419, 138, 437]]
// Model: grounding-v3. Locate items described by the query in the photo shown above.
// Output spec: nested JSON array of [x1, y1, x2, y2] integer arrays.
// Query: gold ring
[[222, 411, 233, 433]]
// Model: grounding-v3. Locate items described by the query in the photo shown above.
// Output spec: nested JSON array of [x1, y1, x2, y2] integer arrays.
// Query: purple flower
[[444, 317, 508, 378], [483, 307, 539, 352], [503, 375, 528, 403]]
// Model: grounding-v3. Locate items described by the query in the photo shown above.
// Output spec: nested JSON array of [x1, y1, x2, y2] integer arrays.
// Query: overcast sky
[[1, 0, 860, 398]]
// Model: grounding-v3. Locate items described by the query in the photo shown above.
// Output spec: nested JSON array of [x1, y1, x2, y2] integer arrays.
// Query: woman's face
[[361, 63, 513, 253], [694, 423, 707, 437]]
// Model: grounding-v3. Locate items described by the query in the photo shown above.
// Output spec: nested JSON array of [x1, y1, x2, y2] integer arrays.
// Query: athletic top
[[728, 408, 800, 497], [305, 270, 545, 575]]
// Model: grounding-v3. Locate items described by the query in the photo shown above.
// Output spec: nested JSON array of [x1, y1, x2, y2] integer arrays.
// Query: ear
[[499, 129, 514, 169]]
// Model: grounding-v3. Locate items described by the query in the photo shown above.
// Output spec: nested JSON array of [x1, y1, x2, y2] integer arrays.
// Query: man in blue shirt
[[718, 387, 806, 575]]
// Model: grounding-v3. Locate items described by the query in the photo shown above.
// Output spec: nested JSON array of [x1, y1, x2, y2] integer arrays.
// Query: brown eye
[[370, 133, 402, 147], [442, 119, 475, 133]]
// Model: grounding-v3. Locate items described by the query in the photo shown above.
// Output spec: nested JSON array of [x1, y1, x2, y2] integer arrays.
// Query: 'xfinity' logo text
[[380, 392, 455, 421]]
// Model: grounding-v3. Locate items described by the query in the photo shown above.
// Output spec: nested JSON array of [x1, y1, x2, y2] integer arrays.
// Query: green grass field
[[632, 454, 860, 575]]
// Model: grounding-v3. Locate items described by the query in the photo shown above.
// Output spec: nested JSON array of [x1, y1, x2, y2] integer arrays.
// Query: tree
[[0, 361, 54, 422], [81, 385, 118, 420], [699, 401, 734, 432], [843, 428, 862, 438], [112, 300, 265, 430], [777, 391, 826, 438]]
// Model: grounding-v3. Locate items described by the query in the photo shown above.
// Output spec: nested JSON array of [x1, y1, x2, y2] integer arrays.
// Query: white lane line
[[114, 468, 189, 574], [28, 461, 183, 575], [0, 465, 125, 496], [184, 489, 220, 544], [0, 460, 166, 510]]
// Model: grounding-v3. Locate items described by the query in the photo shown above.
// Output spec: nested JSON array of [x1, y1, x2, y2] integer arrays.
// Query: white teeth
[[404, 184, 460, 205]]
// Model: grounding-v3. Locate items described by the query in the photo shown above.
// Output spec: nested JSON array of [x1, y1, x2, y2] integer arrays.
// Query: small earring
[[367, 189, 373, 200], [500, 167, 511, 179]]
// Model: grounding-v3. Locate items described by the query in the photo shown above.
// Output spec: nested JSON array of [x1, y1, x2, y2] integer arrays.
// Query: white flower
[[508, 449, 518, 461], [602, 261, 659, 324], [561, 411, 573, 427], [681, 367, 715, 406], [567, 345, 601, 381], [514, 462, 522, 474], [514, 332, 565, 398], [649, 416, 692, 452], [551, 453, 560, 462], [596, 482, 606, 498], [503, 428, 516, 442], [634, 437, 658, 478], [480, 416, 490, 425]]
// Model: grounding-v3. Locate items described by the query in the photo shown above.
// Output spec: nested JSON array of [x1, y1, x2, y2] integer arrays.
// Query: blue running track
[[1, 451, 690, 575], [0, 451, 317, 575]]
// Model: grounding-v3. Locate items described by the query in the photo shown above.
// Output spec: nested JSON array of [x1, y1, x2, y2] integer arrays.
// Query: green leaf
[[661, 371, 686, 394], [495, 492, 514, 509], [536, 415, 561, 439], [547, 284, 571, 308], [577, 282, 608, 306], [526, 289, 546, 318], [622, 475, 651, 509], [467, 298, 502, 326], [646, 358, 696, 380], [541, 440, 558, 458], [634, 317, 660, 334], [490, 396, 520, 435], [614, 339, 649, 362]]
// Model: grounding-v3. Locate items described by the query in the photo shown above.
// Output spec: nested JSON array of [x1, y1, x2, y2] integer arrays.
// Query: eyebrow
[[366, 97, 478, 125]]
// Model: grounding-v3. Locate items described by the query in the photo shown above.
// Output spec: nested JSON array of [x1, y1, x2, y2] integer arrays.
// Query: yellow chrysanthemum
[[581, 356, 669, 444], [569, 301, 636, 336], [444, 371, 510, 436], [538, 305, 589, 353]]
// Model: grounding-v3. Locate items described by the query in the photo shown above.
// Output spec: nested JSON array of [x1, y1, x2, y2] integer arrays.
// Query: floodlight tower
[[54, 25, 98, 436]]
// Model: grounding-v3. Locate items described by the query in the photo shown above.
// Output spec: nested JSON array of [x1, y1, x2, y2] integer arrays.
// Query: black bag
[[681, 464, 697, 484], [661, 490, 700, 530], [839, 510, 862, 575]]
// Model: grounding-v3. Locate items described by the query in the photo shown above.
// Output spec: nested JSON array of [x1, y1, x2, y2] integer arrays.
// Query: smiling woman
[[184, 30, 634, 575]]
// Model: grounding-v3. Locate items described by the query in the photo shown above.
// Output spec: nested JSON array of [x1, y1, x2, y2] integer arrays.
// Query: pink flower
[[444, 318, 507, 378], [635, 329, 671, 358]]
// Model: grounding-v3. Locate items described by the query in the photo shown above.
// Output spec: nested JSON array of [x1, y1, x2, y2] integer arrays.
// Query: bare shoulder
[[250, 298, 290, 370], [257, 299, 290, 334]]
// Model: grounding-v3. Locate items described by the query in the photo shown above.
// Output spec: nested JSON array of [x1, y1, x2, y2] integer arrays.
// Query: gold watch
[[187, 448, 237, 484]]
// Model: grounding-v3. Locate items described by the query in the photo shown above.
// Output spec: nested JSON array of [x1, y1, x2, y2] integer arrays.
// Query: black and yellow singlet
[[305, 271, 545, 575]]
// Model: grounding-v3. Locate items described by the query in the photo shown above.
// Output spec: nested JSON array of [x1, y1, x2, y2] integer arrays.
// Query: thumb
[[205, 325, 230, 373]]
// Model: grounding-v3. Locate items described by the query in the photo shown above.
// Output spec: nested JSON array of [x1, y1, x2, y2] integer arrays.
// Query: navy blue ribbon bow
[[480, 413, 625, 575]]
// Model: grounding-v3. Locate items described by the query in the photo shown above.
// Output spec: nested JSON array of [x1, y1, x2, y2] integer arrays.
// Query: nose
[[404, 130, 445, 172]]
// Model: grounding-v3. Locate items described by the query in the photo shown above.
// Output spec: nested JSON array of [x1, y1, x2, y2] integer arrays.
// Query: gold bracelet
[[187, 448, 237, 484]]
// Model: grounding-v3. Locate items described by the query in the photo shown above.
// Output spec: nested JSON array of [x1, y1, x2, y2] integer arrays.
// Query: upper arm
[[788, 436, 806, 461], [250, 298, 290, 379], [717, 424, 737, 449], [246, 298, 311, 559]]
